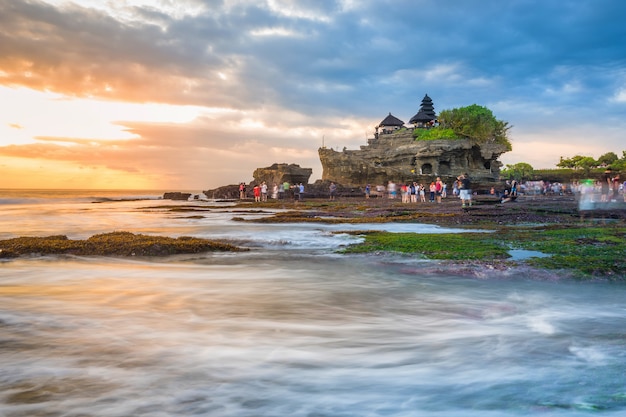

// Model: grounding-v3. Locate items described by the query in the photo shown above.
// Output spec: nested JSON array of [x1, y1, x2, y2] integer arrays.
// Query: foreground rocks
[[0, 232, 246, 258]]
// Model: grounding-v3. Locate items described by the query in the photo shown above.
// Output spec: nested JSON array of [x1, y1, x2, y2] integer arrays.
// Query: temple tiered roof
[[409, 94, 436, 124]]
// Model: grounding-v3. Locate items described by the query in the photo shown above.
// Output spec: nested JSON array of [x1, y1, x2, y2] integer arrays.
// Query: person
[[272, 183, 278, 200], [277, 183, 284, 199], [299, 183, 305, 201], [283, 181, 290, 199], [329, 182, 337, 201], [511, 179, 518, 198], [387, 181, 396, 199], [401, 183, 409, 203], [239, 182, 246, 200], [601, 169, 612, 202], [578, 179, 595, 211], [410, 182, 417, 203], [292, 183, 300, 201], [253, 184, 261, 202], [459, 174, 472, 207], [435, 177, 443, 204], [501, 181, 515, 203], [261, 181, 268, 202], [365, 184, 371, 199], [612, 174, 620, 201], [429, 182, 436, 203], [419, 183, 426, 202]]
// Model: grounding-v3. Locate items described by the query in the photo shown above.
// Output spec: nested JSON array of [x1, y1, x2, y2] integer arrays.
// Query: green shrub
[[413, 128, 460, 141]]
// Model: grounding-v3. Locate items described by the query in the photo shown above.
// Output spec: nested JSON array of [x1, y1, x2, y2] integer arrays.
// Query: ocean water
[[1, 189, 626, 416]]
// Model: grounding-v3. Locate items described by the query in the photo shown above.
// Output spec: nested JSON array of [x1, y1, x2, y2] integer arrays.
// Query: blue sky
[[1, 0, 625, 189]]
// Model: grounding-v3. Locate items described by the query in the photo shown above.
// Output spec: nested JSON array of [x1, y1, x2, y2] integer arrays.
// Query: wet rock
[[163, 192, 192, 201]]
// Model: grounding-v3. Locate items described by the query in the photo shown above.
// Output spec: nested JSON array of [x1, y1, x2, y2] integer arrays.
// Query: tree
[[558, 155, 595, 170], [597, 152, 618, 167], [557, 156, 575, 169], [435, 104, 512, 150], [611, 150, 626, 170], [575, 156, 598, 175], [502, 162, 534, 180]]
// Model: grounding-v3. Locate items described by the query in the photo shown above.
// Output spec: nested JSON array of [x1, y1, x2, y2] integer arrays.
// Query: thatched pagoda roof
[[409, 110, 434, 124], [378, 113, 405, 127]]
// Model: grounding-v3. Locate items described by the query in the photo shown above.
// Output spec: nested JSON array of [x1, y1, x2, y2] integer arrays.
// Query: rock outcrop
[[163, 192, 192, 200], [203, 164, 314, 200], [319, 130, 508, 187], [252, 163, 313, 186]]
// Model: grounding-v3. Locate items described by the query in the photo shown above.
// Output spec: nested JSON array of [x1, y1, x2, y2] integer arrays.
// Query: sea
[[1, 189, 626, 417]]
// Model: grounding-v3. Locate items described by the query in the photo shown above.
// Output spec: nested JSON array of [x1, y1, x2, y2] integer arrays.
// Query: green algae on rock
[[0, 232, 246, 258], [342, 232, 509, 260], [341, 225, 626, 280]]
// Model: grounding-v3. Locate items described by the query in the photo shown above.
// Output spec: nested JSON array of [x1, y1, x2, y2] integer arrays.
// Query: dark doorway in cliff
[[421, 163, 432, 175], [484, 161, 491, 171], [438, 161, 451, 175]]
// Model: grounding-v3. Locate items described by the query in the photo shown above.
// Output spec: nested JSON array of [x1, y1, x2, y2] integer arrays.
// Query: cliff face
[[319, 131, 508, 186]]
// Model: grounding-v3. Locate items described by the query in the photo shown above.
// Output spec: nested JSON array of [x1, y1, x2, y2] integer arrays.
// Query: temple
[[409, 94, 436, 127], [318, 94, 509, 187]]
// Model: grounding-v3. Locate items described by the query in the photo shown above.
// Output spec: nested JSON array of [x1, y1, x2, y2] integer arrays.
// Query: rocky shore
[[2, 193, 624, 279], [229, 194, 626, 279], [229, 193, 626, 226]]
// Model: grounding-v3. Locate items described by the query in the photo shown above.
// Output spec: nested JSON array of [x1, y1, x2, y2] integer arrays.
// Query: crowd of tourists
[[374, 174, 473, 207], [513, 173, 624, 203], [573, 170, 625, 204], [238, 169, 624, 207], [239, 181, 306, 202]]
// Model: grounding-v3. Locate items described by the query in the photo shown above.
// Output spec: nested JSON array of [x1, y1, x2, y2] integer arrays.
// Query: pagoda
[[409, 94, 436, 127], [375, 113, 404, 138]]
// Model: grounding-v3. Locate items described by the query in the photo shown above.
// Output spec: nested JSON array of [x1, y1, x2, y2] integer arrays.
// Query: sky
[[1, 0, 626, 190]]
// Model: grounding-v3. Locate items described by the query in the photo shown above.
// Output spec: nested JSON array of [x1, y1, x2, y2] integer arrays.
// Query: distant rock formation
[[203, 164, 314, 200], [252, 163, 313, 186], [163, 192, 192, 200], [319, 130, 508, 187]]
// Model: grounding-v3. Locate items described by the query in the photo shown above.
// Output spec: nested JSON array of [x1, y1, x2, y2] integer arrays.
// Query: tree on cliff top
[[415, 104, 512, 151]]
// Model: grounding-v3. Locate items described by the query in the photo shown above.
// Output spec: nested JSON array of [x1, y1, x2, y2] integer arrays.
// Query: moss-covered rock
[[0, 232, 245, 258], [341, 225, 626, 280]]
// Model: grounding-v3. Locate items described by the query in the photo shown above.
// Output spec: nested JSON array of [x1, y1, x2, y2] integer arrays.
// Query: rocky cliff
[[319, 130, 508, 187], [203, 163, 314, 200], [252, 163, 313, 186]]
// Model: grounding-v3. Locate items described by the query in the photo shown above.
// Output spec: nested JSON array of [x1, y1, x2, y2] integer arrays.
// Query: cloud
[[1, 0, 626, 189]]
